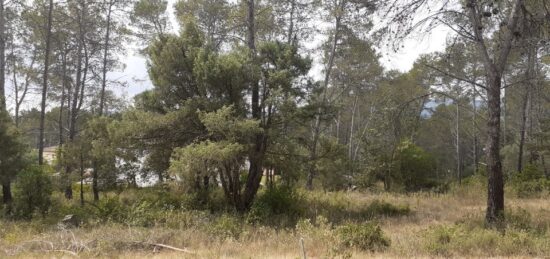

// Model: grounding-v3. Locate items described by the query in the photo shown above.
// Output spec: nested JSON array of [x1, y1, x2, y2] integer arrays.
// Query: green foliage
[[394, 140, 439, 192], [336, 222, 390, 251], [0, 110, 26, 185], [207, 214, 243, 239], [13, 166, 53, 219], [246, 186, 303, 224], [316, 137, 351, 191], [131, 0, 169, 41], [424, 221, 549, 256], [169, 106, 261, 207], [509, 164, 549, 198]]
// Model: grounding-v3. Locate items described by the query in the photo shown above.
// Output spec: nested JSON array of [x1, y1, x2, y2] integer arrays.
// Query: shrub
[[424, 219, 550, 256], [509, 164, 549, 198], [94, 197, 126, 222], [336, 222, 390, 251], [13, 166, 53, 219], [394, 140, 439, 192], [207, 214, 243, 239], [247, 186, 302, 224]]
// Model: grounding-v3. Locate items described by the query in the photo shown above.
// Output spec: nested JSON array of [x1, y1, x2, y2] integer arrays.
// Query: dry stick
[[149, 243, 195, 254], [132, 241, 195, 254], [300, 237, 306, 259], [47, 249, 79, 257]]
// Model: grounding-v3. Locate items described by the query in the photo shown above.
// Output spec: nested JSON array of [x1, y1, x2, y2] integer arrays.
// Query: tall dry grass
[[1, 182, 549, 258]]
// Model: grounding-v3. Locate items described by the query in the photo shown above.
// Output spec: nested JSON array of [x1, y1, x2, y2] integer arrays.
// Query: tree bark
[[518, 47, 535, 173], [80, 149, 85, 206], [241, 0, 266, 211], [0, 0, 6, 111], [306, 4, 343, 190], [59, 51, 67, 146], [456, 99, 461, 184], [2, 182, 11, 204], [467, 0, 523, 226], [38, 0, 54, 165], [99, 0, 113, 116], [485, 72, 504, 224]]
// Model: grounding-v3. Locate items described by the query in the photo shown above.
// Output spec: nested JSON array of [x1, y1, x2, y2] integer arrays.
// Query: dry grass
[[1, 184, 550, 258]]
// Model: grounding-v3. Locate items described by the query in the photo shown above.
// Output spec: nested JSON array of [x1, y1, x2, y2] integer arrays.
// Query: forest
[[1, 0, 550, 257]]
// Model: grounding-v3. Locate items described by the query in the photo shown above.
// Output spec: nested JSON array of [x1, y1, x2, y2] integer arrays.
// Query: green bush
[[207, 214, 243, 239], [94, 197, 126, 222], [13, 166, 53, 219], [510, 164, 549, 198], [424, 222, 550, 256], [336, 222, 390, 251], [247, 186, 303, 224], [394, 140, 439, 192]]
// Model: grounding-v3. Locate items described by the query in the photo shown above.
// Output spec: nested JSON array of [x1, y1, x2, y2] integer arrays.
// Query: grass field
[[1, 180, 550, 258]]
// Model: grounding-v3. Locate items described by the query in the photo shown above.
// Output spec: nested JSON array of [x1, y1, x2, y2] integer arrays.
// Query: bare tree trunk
[[241, 0, 266, 211], [349, 95, 357, 160], [287, 0, 295, 45], [502, 86, 507, 145], [472, 83, 478, 173], [485, 72, 504, 224], [467, 0, 523, 225], [2, 181, 11, 204], [38, 0, 54, 165], [456, 100, 461, 184], [59, 52, 67, 146], [518, 87, 529, 173], [518, 47, 535, 173], [306, 4, 343, 189], [65, 1, 88, 200], [90, 0, 115, 203], [0, 16, 10, 203], [0, 0, 5, 111], [99, 0, 113, 116], [80, 148, 84, 206]]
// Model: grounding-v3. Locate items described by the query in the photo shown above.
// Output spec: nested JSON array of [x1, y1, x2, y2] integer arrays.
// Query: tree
[[384, 0, 529, 225], [38, 0, 54, 165], [0, 109, 25, 206], [131, 0, 170, 45]]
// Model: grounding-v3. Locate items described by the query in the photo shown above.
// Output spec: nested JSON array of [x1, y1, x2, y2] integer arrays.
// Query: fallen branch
[[47, 249, 79, 257], [131, 241, 195, 254]]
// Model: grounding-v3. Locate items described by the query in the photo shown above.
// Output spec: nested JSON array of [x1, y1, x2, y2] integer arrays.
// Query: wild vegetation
[[0, 0, 549, 257]]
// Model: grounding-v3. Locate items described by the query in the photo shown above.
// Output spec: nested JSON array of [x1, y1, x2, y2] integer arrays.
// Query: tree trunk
[[518, 47, 535, 173], [59, 52, 67, 146], [349, 95, 357, 160], [2, 182, 11, 204], [90, 0, 114, 203], [93, 162, 99, 202], [517, 87, 529, 173], [306, 8, 342, 190], [472, 83, 478, 173], [0, 0, 6, 111], [456, 100, 461, 184], [240, 0, 266, 211], [287, 0, 295, 45], [99, 0, 113, 116], [80, 150, 84, 206], [467, 0, 523, 226], [485, 72, 504, 224], [38, 0, 54, 165]]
